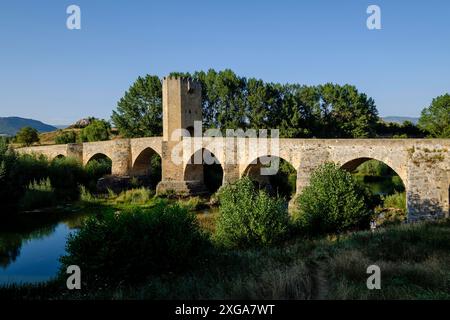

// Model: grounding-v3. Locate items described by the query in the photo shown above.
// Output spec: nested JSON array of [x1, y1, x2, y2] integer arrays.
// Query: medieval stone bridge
[[17, 77, 450, 221]]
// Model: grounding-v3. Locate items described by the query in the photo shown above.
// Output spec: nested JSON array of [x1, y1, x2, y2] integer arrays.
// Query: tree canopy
[[111, 69, 411, 139], [79, 119, 111, 142], [111, 75, 162, 138], [418, 94, 450, 138], [15, 126, 39, 146]]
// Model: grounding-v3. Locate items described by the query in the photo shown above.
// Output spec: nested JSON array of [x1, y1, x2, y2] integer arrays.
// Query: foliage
[[0, 147, 109, 211], [114, 188, 154, 205], [375, 120, 425, 138], [79, 119, 111, 142], [19, 178, 56, 211], [381, 192, 406, 212], [353, 159, 395, 177], [15, 126, 39, 146], [9, 217, 450, 300], [55, 131, 77, 144], [178, 196, 206, 211], [111, 75, 163, 138], [48, 157, 85, 201], [418, 93, 450, 138], [268, 159, 297, 199], [215, 177, 289, 248], [59, 203, 210, 286], [0, 151, 49, 208], [113, 70, 380, 138], [84, 158, 112, 190], [295, 163, 372, 235]]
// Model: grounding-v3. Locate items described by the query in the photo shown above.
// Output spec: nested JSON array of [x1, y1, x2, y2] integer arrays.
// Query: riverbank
[[1, 213, 449, 300]]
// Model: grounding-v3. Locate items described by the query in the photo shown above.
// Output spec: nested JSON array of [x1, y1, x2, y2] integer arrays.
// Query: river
[[0, 212, 88, 285]]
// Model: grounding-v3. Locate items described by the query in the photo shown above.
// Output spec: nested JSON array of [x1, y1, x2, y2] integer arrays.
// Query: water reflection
[[0, 212, 88, 285]]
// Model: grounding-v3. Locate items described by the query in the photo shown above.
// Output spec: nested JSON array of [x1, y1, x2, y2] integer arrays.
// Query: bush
[[382, 192, 406, 212], [294, 163, 372, 235], [84, 158, 112, 190], [114, 188, 153, 205], [215, 177, 289, 248], [19, 178, 56, 210], [60, 202, 209, 286], [55, 131, 77, 144], [48, 157, 85, 201], [79, 119, 111, 142], [0, 153, 50, 208]]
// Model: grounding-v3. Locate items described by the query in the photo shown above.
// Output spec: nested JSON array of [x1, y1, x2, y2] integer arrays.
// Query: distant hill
[[382, 116, 419, 125], [0, 117, 57, 136]]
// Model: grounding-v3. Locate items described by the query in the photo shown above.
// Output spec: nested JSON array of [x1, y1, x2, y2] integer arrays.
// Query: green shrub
[[215, 177, 289, 248], [19, 178, 56, 210], [375, 192, 407, 226], [59, 202, 209, 286], [294, 163, 372, 235], [1, 153, 50, 208], [114, 188, 153, 205], [55, 131, 77, 144], [84, 158, 112, 190], [79, 119, 111, 142], [178, 196, 205, 211], [79, 185, 101, 204], [48, 157, 84, 201], [382, 192, 406, 212]]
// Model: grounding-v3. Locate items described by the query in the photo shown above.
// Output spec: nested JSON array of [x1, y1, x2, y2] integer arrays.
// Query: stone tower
[[162, 76, 202, 141], [156, 76, 207, 195]]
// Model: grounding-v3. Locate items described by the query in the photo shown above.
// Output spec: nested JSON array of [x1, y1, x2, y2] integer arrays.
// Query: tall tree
[[318, 84, 378, 138], [418, 94, 450, 138], [112, 75, 162, 138]]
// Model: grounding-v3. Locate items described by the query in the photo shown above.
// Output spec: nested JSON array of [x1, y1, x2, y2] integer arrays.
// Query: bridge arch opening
[[341, 158, 406, 222], [242, 156, 297, 201], [85, 153, 112, 177], [54, 154, 66, 160], [131, 147, 162, 189], [184, 148, 223, 194]]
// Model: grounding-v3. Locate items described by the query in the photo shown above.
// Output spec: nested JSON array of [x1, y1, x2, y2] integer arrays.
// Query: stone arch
[[184, 148, 224, 193], [341, 157, 407, 196], [54, 154, 66, 160], [130, 147, 162, 187], [340, 157, 406, 186], [131, 147, 160, 176], [85, 153, 112, 175], [242, 155, 297, 200]]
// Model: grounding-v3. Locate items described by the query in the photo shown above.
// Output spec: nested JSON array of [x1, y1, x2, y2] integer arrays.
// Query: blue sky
[[0, 0, 449, 125]]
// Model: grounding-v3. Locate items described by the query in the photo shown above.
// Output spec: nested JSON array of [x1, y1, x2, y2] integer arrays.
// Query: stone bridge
[[16, 77, 450, 221]]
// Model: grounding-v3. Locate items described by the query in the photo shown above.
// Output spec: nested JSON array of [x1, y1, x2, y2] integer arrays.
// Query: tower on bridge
[[157, 76, 208, 195]]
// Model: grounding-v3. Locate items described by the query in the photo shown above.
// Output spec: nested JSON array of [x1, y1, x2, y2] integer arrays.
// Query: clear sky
[[0, 0, 449, 125]]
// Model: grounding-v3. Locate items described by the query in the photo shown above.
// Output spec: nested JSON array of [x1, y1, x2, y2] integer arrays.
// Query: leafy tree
[[317, 84, 379, 138], [79, 120, 111, 142], [114, 69, 380, 139], [15, 126, 39, 146], [111, 75, 162, 138], [55, 131, 77, 144], [295, 163, 372, 235], [418, 94, 450, 138]]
